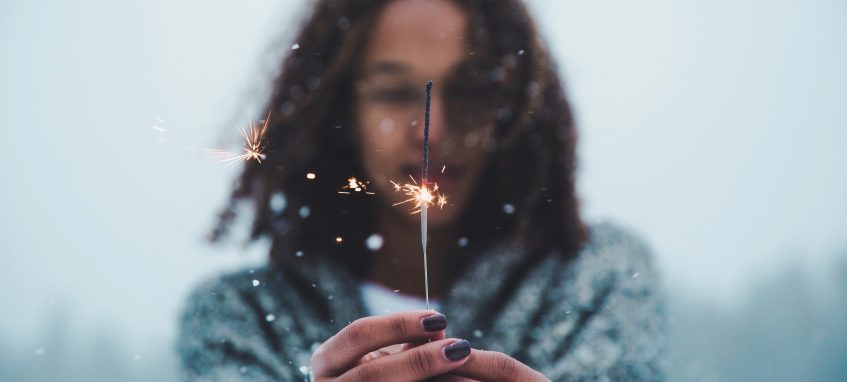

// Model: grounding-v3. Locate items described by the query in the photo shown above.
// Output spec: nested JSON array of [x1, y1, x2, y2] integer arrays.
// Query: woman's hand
[[310, 310, 472, 381], [436, 349, 550, 382]]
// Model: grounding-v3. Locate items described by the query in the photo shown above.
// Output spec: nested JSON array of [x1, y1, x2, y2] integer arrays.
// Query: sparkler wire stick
[[421, 81, 433, 310]]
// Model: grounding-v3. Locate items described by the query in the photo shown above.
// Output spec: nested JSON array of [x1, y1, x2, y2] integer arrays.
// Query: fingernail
[[421, 313, 447, 331], [443, 339, 471, 361]]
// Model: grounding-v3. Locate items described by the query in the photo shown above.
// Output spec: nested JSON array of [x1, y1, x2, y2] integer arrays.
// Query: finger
[[449, 349, 550, 382], [432, 374, 480, 382], [401, 330, 446, 351], [358, 344, 404, 364], [311, 310, 448, 376], [337, 338, 471, 382]]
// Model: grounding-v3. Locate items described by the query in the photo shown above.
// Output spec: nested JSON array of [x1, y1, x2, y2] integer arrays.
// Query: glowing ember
[[390, 176, 448, 214], [337, 177, 375, 194], [196, 113, 270, 166]]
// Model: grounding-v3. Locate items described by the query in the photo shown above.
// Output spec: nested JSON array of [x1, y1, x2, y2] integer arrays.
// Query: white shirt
[[359, 281, 442, 316]]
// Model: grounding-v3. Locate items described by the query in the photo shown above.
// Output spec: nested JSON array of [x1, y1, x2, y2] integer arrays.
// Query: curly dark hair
[[211, 0, 587, 282]]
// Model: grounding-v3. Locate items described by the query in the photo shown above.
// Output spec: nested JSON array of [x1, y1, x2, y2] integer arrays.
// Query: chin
[[424, 209, 460, 227], [391, 206, 458, 228]]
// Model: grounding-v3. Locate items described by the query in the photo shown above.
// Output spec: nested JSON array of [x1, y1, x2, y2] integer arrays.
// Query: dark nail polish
[[444, 339, 471, 361], [421, 313, 447, 331]]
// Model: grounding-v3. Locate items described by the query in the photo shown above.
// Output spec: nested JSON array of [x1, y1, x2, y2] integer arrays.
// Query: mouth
[[399, 163, 464, 191]]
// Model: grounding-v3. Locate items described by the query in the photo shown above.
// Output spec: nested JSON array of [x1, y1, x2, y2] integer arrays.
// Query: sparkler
[[389, 176, 447, 213], [194, 113, 270, 166], [421, 81, 432, 310], [337, 177, 375, 195], [386, 82, 448, 310]]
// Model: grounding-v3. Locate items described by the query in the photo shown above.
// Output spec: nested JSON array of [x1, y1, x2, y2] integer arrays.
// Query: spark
[[337, 177, 374, 194], [441, 165, 446, 174], [194, 113, 270, 166], [306, 172, 316, 180], [390, 180, 448, 213]]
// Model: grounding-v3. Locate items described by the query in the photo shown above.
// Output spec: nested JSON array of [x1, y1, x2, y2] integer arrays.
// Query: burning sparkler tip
[[390, 177, 449, 213], [337, 176, 373, 195], [195, 113, 270, 166]]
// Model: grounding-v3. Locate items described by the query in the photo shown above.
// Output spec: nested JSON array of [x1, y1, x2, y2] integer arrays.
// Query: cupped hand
[[310, 310, 472, 381], [434, 349, 551, 382]]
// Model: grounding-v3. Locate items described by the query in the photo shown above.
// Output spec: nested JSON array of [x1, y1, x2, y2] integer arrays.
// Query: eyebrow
[[362, 61, 411, 78]]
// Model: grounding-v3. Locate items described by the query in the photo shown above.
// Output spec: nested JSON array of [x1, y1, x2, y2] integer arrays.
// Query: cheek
[[356, 110, 406, 179], [358, 105, 406, 146]]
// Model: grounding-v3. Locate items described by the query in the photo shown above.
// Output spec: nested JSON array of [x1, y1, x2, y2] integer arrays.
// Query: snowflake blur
[[197, 113, 270, 166], [151, 118, 167, 141]]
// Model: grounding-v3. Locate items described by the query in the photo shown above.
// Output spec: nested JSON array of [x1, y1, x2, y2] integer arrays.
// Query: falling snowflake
[[365, 234, 384, 251]]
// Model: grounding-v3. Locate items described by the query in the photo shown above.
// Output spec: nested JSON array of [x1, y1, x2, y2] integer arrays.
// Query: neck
[[367, 206, 454, 299]]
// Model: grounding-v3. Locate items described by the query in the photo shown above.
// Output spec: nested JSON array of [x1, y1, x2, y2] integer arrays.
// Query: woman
[[179, 0, 665, 380]]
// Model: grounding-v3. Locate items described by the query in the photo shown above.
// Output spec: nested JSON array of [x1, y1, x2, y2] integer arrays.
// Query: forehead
[[362, 0, 467, 79]]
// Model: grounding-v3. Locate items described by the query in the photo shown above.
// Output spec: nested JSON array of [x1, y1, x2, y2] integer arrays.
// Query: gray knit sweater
[[178, 222, 666, 381]]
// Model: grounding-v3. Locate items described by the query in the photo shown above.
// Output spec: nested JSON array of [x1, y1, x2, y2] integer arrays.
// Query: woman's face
[[355, 0, 490, 226]]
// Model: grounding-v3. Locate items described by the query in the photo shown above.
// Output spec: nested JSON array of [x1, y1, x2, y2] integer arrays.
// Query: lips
[[400, 164, 422, 182], [399, 163, 464, 191]]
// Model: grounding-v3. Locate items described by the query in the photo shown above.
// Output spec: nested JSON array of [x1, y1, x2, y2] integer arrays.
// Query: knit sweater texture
[[178, 222, 666, 381]]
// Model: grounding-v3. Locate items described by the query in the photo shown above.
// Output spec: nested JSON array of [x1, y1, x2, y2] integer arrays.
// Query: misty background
[[1, 0, 845, 380]]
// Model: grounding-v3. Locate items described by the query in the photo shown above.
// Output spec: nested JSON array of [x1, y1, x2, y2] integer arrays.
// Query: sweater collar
[[279, 239, 530, 341]]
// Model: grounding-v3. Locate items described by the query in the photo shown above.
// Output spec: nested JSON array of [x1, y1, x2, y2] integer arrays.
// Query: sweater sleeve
[[177, 275, 298, 382], [538, 224, 667, 381]]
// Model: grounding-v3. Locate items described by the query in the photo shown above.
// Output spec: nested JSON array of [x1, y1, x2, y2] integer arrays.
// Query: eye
[[367, 86, 421, 104], [444, 81, 501, 111], [444, 83, 490, 100]]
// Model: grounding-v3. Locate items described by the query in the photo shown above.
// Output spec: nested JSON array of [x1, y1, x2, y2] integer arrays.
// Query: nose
[[416, 90, 445, 145]]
